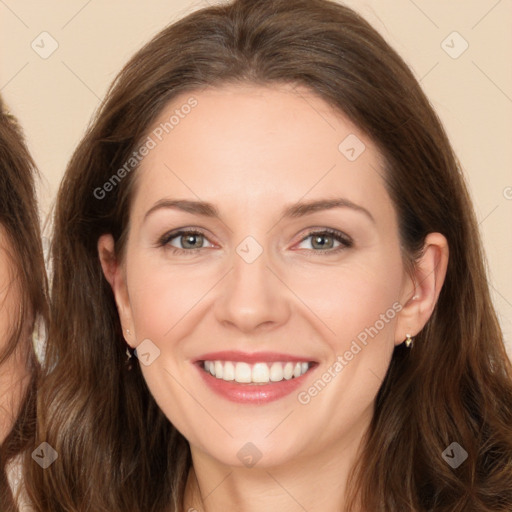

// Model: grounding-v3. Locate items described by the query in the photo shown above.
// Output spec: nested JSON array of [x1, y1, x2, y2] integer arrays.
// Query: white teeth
[[252, 363, 269, 383], [214, 361, 223, 379], [283, 362, 293, 380], [202, 360, 311, 384], [222, 361, 235, 381], [269, 362, 283, 382], [235, 362, 252, 383]]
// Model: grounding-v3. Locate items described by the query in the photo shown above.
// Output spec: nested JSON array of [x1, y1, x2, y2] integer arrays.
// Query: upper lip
[[194, 351, 317, 364]]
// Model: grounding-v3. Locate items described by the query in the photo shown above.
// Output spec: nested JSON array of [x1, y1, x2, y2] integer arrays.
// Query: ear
[[97, 234, 136, 348], [394, 232, 449, 346]]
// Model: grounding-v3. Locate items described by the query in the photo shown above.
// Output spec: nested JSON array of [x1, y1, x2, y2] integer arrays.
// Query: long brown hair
[[0, 96, 48, 511], [28, 0, 512, 510]]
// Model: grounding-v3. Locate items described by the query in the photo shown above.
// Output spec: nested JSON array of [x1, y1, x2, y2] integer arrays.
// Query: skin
[[0, 226, 30, 444], [99, 84, 449, 512]]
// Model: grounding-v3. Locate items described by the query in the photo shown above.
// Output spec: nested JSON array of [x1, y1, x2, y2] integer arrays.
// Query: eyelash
[[158, 228, 353, 256]]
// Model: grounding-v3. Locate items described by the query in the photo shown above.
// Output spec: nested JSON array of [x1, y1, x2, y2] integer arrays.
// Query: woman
[[29, 0, 512, 510], [0, 96, 48, 511]]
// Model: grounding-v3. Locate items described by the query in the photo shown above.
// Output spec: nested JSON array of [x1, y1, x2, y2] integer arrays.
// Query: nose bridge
[[233, 234, 269, 289], [213, 233, 290, 331]]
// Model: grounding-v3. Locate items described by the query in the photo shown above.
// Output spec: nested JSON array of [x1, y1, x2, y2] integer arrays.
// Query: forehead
[[131, 84, 391, 222]]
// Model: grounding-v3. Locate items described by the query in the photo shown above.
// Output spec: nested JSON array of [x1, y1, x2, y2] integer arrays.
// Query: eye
[[158, 229, 215, 255], [295, 228, 353, 254], [157, 227, 353, 256]]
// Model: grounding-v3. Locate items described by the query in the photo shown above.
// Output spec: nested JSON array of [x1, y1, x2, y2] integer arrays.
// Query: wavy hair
[[0, 96, 48, 511], [27, 1, 512, 510]]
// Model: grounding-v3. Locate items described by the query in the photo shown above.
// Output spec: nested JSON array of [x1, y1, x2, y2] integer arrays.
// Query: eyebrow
[[143, 197, 375, 224]]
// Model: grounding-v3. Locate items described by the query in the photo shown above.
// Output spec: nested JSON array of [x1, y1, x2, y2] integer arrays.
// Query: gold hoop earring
[[405, 333, 413, 348]]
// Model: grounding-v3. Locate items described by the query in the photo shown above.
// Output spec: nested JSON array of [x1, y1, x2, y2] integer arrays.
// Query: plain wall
[[1, 0, 511, 357]]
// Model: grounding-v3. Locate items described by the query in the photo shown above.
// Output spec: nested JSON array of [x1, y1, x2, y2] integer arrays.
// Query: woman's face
[[101, 84, 430, 467], [0, 226, 29, 443]]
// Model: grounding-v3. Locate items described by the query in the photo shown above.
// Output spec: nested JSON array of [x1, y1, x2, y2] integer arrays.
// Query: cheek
[[287, 256, 403, 447], [287, 250, 404, 348], [129, 281, 177, 339], [126, 253, 208, 340]]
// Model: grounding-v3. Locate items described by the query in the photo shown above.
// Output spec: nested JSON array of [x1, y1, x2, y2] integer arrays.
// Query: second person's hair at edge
[[27, 0, 512, 511], [0, 96, 48, 512]]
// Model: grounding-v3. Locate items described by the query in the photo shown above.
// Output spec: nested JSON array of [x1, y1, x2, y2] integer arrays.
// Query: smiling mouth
[[199, 360, 317, 385]]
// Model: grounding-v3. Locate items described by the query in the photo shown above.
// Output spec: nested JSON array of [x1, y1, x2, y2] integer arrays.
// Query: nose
[[213, 243, 291, 334]]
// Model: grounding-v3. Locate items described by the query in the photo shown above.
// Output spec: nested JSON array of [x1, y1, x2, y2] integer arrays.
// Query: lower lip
[[195, 363, 317, 404]]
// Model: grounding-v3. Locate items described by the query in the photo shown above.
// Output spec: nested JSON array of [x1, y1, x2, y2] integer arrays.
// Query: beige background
[[1, 1, 511, 357]]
